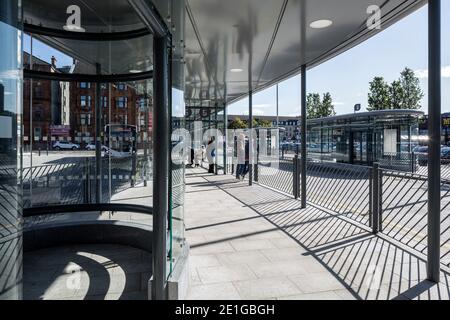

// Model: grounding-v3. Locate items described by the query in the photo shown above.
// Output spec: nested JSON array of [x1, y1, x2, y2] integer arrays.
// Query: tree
[[368, 68, 424, 111], [255, 118, 272, 128], [306, 93, 321, 119], [307, 92, 335, 119], [389, 80, 404, 109], [228, 117, 247, 129], [367, 77, 390, 111], [399, 67, 424, 109], [320, 92, 336, 118], [228, 117, 273, 129]]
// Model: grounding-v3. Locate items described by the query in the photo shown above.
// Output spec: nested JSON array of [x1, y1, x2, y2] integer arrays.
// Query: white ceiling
[[184, 0, 427, 104]]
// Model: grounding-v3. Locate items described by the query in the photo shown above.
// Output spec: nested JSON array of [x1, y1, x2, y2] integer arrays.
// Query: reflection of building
[[23, 53, 61, 148], [22, 53, 148, 148], [307, 110, 423, 168], [69, 82, 144, 145]]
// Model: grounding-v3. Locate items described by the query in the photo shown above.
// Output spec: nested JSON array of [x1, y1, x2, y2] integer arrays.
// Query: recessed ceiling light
[[230, 68, 243, 73], [129, 69, 142, 73], [310, 19, 333, 29]]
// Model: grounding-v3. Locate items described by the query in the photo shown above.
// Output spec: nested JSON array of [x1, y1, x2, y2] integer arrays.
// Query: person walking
[[206, 137, 216, 174], [194, 145, 205, 167]]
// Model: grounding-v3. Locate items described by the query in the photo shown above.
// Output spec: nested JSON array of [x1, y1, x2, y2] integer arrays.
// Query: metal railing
[[22, 155, 151, 208], [378, 169, 428, 254], [306, 160, 372, 227], [257, 158, 294, 196], [250, 154, 450, 269]]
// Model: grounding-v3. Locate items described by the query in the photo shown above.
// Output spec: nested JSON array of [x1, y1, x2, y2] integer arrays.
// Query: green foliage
[[255, 118, 272, 128], [399, 67, 424, 109], [368, 68, 424, 111], [228, 117, 247, 129], [368, 77, 390, 111], [228, 117, 273, 129], [307, 92, 336, 119], [389, 80, 403, 109]]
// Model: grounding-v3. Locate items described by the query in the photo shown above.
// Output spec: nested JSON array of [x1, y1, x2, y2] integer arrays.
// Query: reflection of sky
[[172, 88, 186, 118], [0, 22, 21, 115], [229, 3, 450, 117], [23, 33, 73, 67]]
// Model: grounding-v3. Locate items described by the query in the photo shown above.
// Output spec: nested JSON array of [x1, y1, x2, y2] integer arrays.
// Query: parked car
[[53, 141, 80, 151], [416, 146, 450, 166], [85, 143, 109, 152], [441, 147, 450, 164]]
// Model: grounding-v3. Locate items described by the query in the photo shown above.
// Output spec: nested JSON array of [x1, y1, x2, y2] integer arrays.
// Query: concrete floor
[[185, 168, 450, 300], [23, 244, 151, 300]]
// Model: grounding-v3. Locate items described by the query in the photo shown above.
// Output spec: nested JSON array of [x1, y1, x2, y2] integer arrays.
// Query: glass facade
[[1, 0, 187, 299], [307, 110, 422, 170], [0, 0, 22, 300]]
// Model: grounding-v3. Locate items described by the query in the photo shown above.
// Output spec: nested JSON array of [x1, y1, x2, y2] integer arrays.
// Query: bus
[[104, 124, 137, 158]]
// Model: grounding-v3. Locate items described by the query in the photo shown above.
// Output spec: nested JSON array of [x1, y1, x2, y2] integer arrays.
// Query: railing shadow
[[200, 175, 450, 300]]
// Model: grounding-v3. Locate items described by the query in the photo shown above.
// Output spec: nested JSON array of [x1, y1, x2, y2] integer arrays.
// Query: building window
[[34, 84, 43, 99], [116, 97, 127, 108], [102, 96, 108, 108], [117, 83, 126, 91], [79, 82, 91, 89], [80, 113, 91, 126], [80, 95, 92, 108], [139, 98, 147, 111], [34, 127, 42, 140]]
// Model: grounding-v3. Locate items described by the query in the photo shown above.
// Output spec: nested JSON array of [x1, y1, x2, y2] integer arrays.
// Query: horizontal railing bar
[[23, 203, 153, 218]]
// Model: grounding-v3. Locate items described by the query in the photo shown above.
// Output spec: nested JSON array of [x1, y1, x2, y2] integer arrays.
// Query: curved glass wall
[[0, 0, 23, 300], [0, 0, 187, 299]]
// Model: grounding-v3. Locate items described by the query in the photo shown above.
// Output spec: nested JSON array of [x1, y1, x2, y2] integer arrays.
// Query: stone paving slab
[[185, 168, 450, 300]]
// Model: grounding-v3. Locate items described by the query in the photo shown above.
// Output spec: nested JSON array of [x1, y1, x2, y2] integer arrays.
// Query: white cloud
[[414, 66, 450, 79]]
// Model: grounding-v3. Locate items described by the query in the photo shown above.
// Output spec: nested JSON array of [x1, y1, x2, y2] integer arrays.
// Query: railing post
[[369, 167, 373, 228], [427, 0, 441, 283], [293, 155, 300, 199], [372, 162, 380, 234]]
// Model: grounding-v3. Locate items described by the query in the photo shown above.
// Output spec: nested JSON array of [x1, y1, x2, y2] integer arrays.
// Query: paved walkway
[[24, 244, 151, 300], [185, 168, 450, 300]]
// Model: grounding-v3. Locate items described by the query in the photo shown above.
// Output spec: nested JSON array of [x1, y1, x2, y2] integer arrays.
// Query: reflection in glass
[[0, 0, 23, 300]]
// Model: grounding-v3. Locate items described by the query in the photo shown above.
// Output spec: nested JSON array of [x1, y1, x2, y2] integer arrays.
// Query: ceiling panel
[[185, 0, 427, 104]]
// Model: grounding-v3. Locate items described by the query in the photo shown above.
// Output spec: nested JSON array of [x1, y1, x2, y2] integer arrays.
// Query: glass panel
[[0, 0, 22, 300], [23, 78, 153, 213], [22, 26, 153, 238], [169, 0, 186, 277]]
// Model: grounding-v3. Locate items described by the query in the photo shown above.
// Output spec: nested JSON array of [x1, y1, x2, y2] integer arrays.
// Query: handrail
[[23, 203, 153, 218]]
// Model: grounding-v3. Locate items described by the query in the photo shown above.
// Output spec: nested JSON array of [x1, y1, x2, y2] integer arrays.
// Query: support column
[[427, 0, 441, 283], [95, 63, 102, 203], [249, 90, 253, 186], [223, 99, 228, 175], [153, 35, 170, 299], [300, 65, 307, 209]]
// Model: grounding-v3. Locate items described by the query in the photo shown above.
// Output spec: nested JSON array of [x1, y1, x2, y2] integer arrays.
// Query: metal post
[[427, 0, 441, 283], [294, 155, 300, 199], [372, 163, 380, 234], [223, 100, 228, 175], [300, 65, 307, 208], [95, 63, 102, 203], [249, 89, 253, 186], [152, 35, 170, 300]]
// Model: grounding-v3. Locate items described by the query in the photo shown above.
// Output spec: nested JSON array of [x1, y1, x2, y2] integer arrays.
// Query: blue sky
[[229, 2, 450, 117]]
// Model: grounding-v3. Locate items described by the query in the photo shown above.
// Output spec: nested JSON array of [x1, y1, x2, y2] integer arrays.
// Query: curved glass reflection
[[0, 0, 23, 300]]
